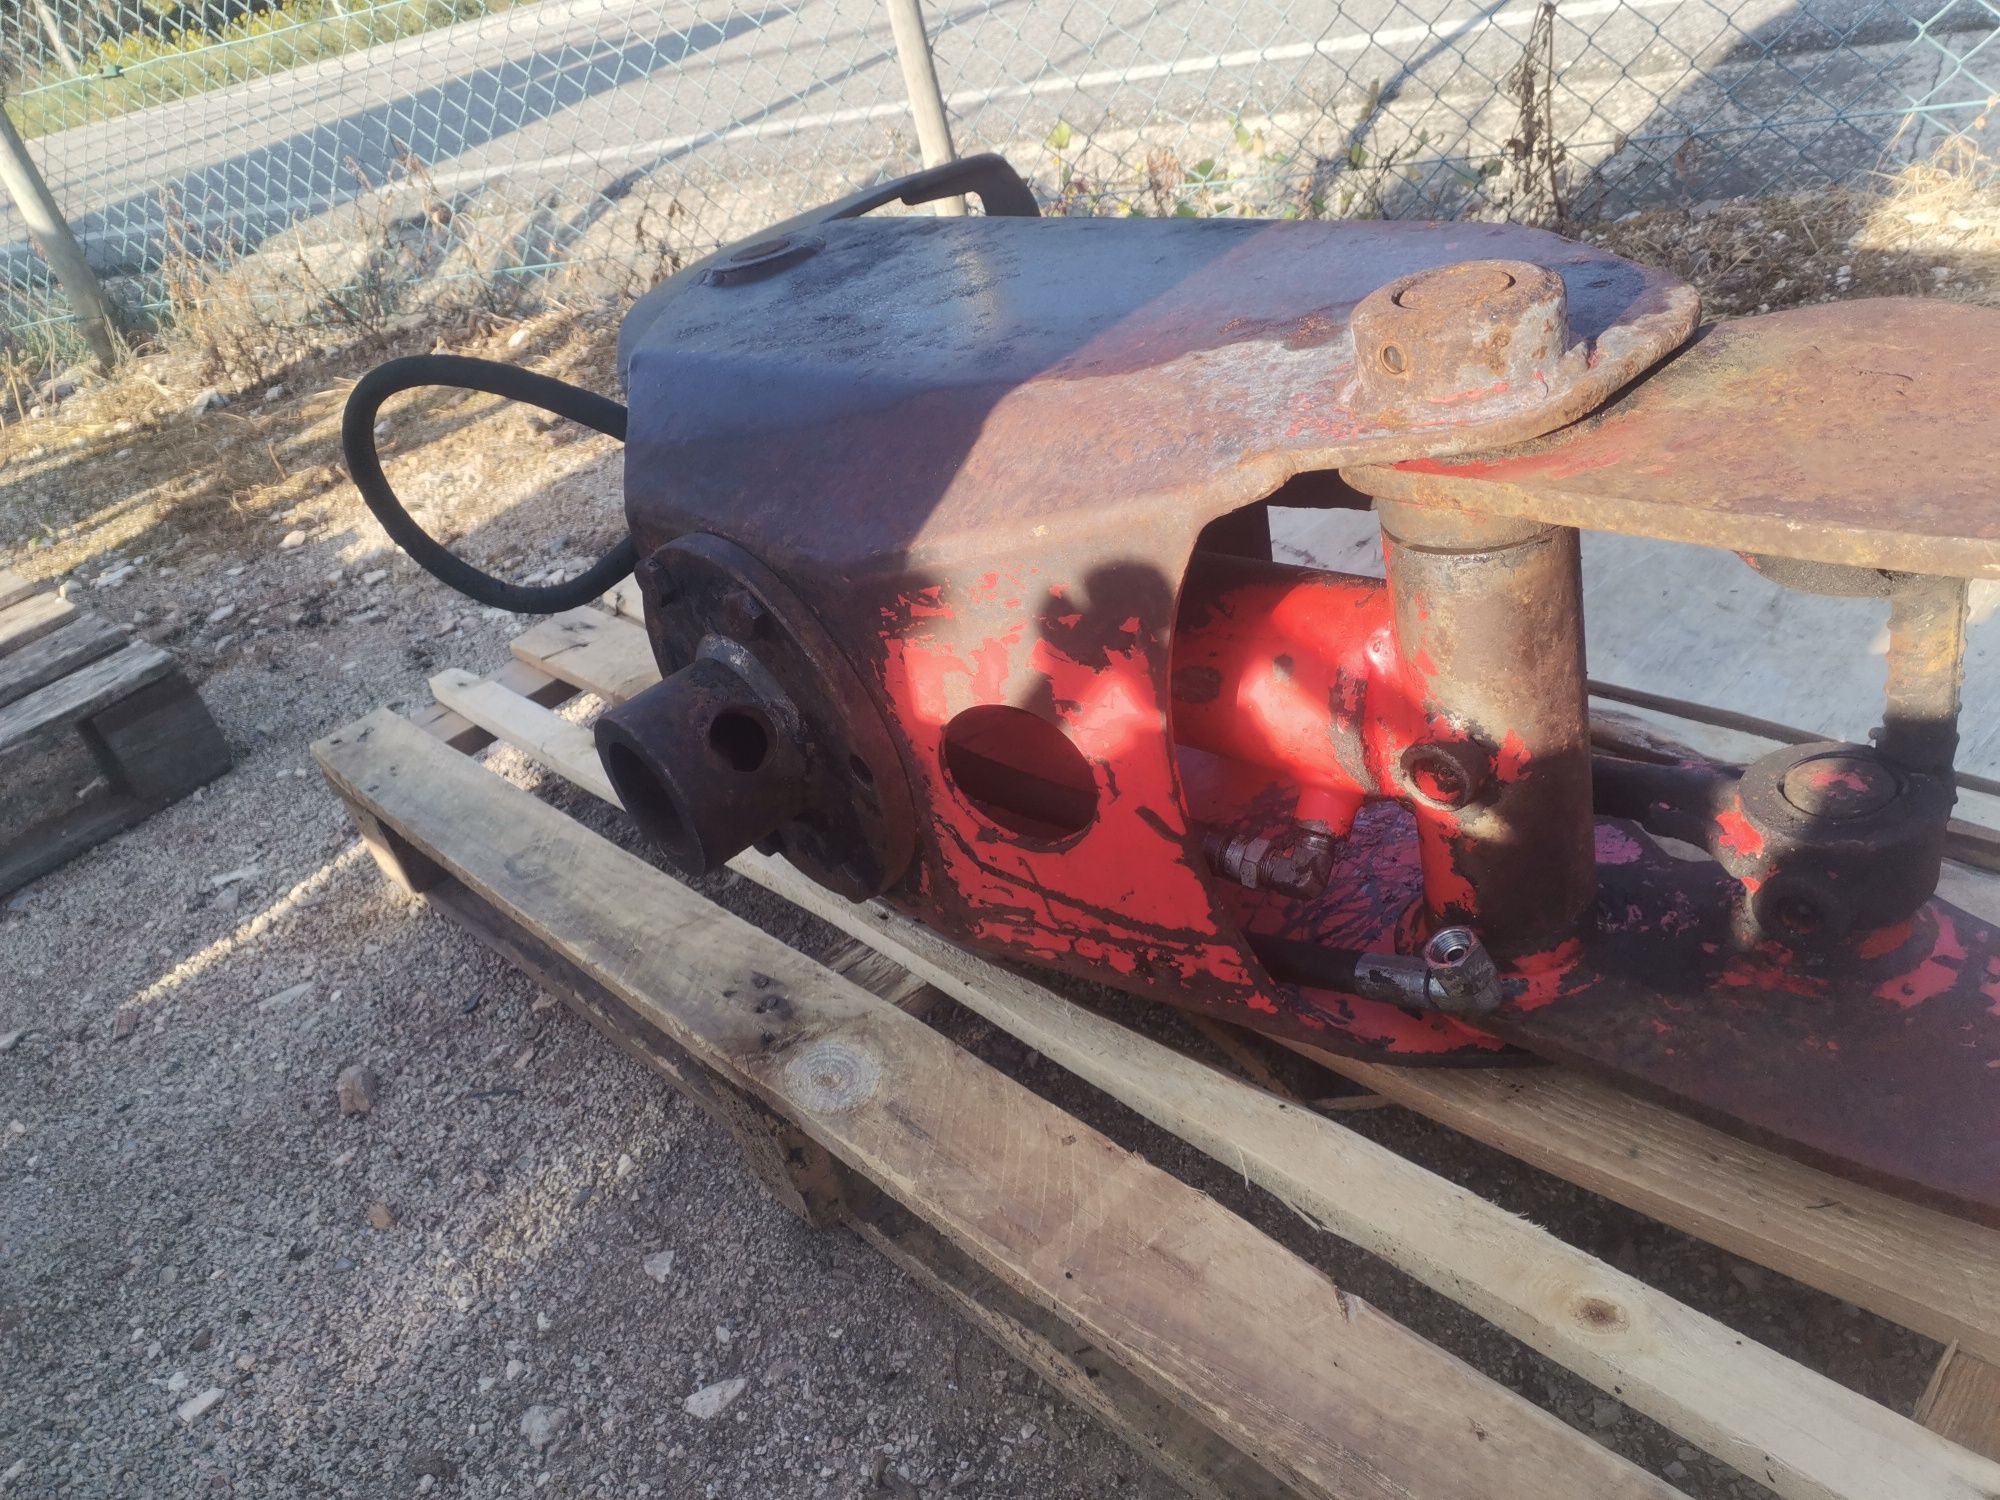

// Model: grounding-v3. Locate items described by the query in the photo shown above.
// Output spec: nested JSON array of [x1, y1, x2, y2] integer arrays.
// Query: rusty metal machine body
[[398, 157, 2000, 1224]]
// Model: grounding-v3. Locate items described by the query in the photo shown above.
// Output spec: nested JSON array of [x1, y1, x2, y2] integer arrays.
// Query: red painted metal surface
[[619, 211, 1695, 1061]]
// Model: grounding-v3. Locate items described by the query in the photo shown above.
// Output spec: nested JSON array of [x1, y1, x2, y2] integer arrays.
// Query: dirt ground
[[3, 154, 1998, 1498]]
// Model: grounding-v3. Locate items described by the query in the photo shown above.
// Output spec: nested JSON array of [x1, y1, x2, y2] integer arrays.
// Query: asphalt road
[[3, 0, 1996, 288]]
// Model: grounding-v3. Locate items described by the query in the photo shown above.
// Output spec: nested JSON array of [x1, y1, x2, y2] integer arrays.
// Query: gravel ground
[[4, 165, 1996, 1496], [1, 373, 1197, 1498]]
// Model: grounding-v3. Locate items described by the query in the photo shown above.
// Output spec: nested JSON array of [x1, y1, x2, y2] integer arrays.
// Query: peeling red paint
[[1713, 802, 1766, 861], [1509, 939, 1584, 1011], [1856, 919, 1914, 961], [1876, 909, 1967, 1009]]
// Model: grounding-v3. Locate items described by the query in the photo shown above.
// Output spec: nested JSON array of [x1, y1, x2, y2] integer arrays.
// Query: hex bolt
[[638, 555, 676, 606], [717, 588, 770, 638]]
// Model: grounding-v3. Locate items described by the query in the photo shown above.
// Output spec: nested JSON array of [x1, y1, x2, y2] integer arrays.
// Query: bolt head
[[717, 589, 769, 638], [637, 556, 677, 605]]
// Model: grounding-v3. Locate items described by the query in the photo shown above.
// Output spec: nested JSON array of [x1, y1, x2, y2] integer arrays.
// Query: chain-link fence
[[4, 0, 1997, 361]]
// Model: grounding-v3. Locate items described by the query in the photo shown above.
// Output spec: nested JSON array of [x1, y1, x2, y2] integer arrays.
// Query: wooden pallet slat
[[313, 708, 1681, 1500], [1296, 1050, 2000, 1368], [0, 590, 77, 657], [428, 668, 616, 803], [410, 657, 572, 754], [0, 639, 177, 755], [0, 612, 128, 711], [0, 576, 231, 898], [0, 569, 39, 613], [1919, 1347, 2000, 1464], [509, 606, 661, 702], [724, 847, 2000, 1500]]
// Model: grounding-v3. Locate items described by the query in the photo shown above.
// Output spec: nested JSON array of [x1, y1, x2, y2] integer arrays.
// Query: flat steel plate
[[621, 215, 1699, 582], [1349, 299, 2000, 579], [1281, 806, 2000, 1223]]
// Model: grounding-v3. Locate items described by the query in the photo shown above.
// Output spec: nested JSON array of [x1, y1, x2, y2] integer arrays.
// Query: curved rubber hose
[[342, 353, 635, 614]]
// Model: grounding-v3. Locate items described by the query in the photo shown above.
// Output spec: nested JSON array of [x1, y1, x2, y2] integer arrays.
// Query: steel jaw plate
[[1344, 296, 2000, 1225]]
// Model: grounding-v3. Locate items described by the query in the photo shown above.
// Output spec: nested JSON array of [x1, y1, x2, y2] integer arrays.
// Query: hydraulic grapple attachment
[[349, 156, 2000, 1226]]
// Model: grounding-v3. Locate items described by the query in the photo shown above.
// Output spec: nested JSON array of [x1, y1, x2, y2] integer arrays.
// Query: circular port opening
[[707, 709, 770, 773], [941, 705, 1097, 842], [1424, 927, 1475, 968], [601, 740, 690, 856]]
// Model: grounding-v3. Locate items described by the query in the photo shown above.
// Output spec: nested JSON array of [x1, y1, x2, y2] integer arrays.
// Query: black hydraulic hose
[[1244, 932, 1365, 993], [342, 354, 635, 614]]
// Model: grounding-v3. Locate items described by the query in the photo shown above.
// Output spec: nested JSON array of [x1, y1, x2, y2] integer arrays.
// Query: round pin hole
[[847, 753, 875, 787], [1769, 892, 1825, 936], [1378, 343, 1408, 375], [707, 708, 771, 773], [941, 705, 1097, 842]]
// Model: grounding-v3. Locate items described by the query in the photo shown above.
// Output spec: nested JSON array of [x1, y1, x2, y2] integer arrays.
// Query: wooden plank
[[486, 608, 2000, 1376], [0, 640, 176, 755], [1290, 1050, 2000, 1367], [509, 608, 661, 702], [410, 657, 573, 755], [823, 940, 938, 1018], [0, 792, 154, 898], [847, 1184, 1299, 1500], [0, 569, 41, 613], [1917, 1346, 2000, 1464], [428, 669, 616, 803], [602, 578, 645, 622], [0, 590, 76, 658], [724, 847, 2000, 1500], [313, 709, 1675, 1500], [0, 612, 127, 710], [85, 672, 230, 801]]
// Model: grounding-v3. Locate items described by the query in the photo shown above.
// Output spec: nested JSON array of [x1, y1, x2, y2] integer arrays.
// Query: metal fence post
[[0, 101, 121, 369], [31, 0, 85, 78], [883, 0, 964, 216]]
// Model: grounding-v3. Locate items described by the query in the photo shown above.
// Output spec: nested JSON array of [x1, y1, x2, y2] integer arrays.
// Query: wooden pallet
[[312, 590, 2000, 1500], [0, 568, 230, 897]]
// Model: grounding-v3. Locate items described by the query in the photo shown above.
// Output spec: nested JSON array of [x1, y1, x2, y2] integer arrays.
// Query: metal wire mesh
[[3, 0, 1996, 358], [933, 0, 1999, 221]]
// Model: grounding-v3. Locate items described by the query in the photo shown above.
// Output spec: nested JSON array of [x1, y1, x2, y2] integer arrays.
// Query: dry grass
[[0, 303, 620, 593], [1586, 137, 2000, 317]]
